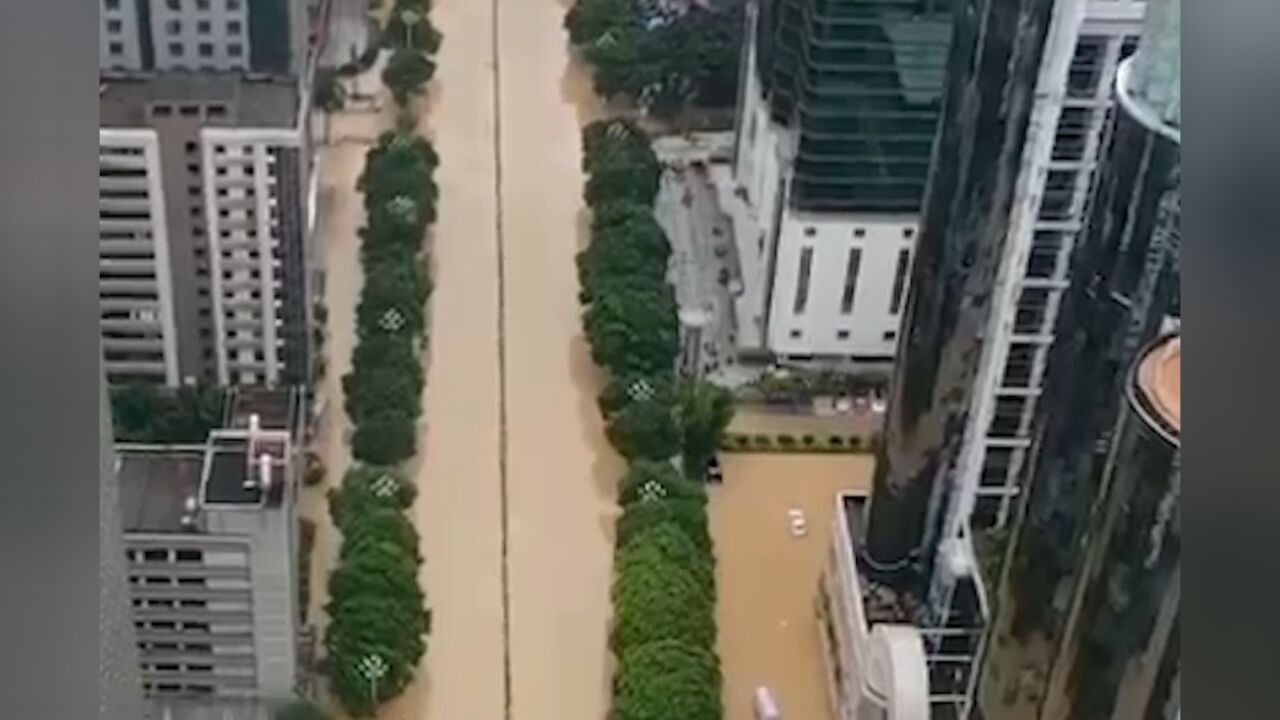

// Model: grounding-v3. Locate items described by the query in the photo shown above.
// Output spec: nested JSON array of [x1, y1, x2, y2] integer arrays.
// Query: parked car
[[706, 456, 724, 484]]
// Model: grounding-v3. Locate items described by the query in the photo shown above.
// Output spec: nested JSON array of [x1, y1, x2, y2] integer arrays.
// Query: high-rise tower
[[975, 1, 1180, 716], [728, 0, 952, 366]]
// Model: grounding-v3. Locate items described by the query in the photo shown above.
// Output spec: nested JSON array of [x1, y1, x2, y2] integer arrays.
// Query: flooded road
[[383, 0, 618, 718], [710, 454, 873, 720], [497, 1, 618, 719]]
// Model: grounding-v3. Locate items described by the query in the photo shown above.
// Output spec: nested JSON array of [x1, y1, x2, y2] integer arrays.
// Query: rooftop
[[117, 451, 204, 533], [99, 72, 299, 129], [202, 432, 289, 508], [1135, 333, 1181, 438]]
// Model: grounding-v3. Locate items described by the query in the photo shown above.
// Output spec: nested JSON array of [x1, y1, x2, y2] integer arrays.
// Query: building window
[[1120, 34, 1140, 60], [882, 330, 897, 342], [179, 104, 200, 116], [199, 42, 214, 57], [902, 227, 914, 239], [207, 104, 227, 117], [1052, 107, 1092, 162], [1038, 171, 1077, 221], [197, 19, 211, 34], [789, 329, 802, 340], [1014, 287, 1052, 334], [839, 247, 861, 314], [1067, 36, 1107, 98], [105, 0, 121, 9], [165, 19, 181, 34], [227, 42, 243, 57], [1001, 344, 1036, 388], [793, 247, 814, 314], [227, 0, 242, 9], [990, 396, 1027, 438], [197, 0, 211, 9], [804, 226, 816, 238], [889, 249, 910, 314], [106, 19, 123, 33], [227, 20, 242, 34], [853, 227, 866, 238], [108, 41, 125, 55], [153, 104, 173, 116], [837, 329, 850, 340], [168, 42, 184, 57]]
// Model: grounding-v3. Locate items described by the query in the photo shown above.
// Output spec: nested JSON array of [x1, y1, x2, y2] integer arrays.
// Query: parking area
[[709, 453, 874, 720]]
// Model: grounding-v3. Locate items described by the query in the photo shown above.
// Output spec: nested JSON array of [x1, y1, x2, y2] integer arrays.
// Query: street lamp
[[356, 653, 389, 708], [400, 8, 421, 49]]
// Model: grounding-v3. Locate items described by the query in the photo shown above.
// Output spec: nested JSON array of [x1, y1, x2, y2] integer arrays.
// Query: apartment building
[[99, 73, 316, 387], [117, 388, 303, 716], [726, 0, 951, 366], [100, 0, 310, 77], [950, 0, 1148, 532]]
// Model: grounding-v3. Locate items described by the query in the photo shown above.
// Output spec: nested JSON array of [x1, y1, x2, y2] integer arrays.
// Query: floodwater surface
[[380, 0, 618, 718], [710, 453, 874, 720]]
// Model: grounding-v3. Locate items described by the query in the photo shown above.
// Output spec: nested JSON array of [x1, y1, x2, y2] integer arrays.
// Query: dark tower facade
[[863, 0, 1058, 574], [975, 1, 1181, 717], [752, 0, 952, 212]]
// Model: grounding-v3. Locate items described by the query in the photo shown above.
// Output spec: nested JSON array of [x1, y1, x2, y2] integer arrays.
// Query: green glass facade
[[755, 0, 952, 212]]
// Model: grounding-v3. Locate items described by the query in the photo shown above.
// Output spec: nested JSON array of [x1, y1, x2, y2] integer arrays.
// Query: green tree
[[384, 10, 442, 53], [109, 384, 224, 443], [613, 538, 714, 650], [581, 121, 662, 207], [351, 408, 417, 465], [355, 259, 428, 340], [349, 334, 423, 392], [616, 519, 714, 601], [324, 594, 429, 716], [339, 507, 422, 562], [618, 460, 706, 507], [614, 639, 722, 720], [583, 280, 678, 376], [343, 362, 424, 426], [328, 539, 423, 604], [617, 497, 711, 553], [564, 0, 635, 45], [577, 211, 670, 304], [382, 49, 436, 106], [328, 465, 416, 528], [605, 390, 681, 461], [360, 133, 439, 213], [274, 697, 331, 720], [677, 379, 735, 478]]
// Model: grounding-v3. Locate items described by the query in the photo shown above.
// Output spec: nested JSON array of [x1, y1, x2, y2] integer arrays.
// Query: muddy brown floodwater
[[376, 0, 617, 718], [710, 453, 874, 720]]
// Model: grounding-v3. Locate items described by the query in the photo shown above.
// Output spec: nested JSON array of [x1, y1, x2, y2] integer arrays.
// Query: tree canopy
[[614, 639, 722, 720], [382, 49, 436, 106]]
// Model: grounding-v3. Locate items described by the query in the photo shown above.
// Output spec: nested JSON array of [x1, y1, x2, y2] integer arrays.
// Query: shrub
[[849, 436, 862, 451], [614, 639, 722, 720], [274, 697, 332, 720], [801, 434, 816, 447], [304, 452, 326, 487], [382, 49, 436, 106], [829, 435, 845, 448], [351, 409, 417, 466], [617, 520, 714, 596], [777, 434, 796, 448], [753, 434, 772, 449]]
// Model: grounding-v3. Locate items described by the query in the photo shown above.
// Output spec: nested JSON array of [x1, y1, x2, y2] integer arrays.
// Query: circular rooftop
[[1135, 334, 1181, 438]]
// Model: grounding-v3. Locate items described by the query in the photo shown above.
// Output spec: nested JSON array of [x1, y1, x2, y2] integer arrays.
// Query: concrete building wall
[[767, 213, 915, 361], [148, 0, 252, 72], [202, 127, 306, 386], [100, 370, 148, 719], [101, 0, 145, 70], [99, 130, 181, 386]]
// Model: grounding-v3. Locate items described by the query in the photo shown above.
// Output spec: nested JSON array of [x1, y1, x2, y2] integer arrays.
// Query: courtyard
[[709, 452, 874, 720]]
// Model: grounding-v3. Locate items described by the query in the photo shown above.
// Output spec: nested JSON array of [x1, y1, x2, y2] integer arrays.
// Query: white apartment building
[[101, 0, 310, 76], [951, 0, 1147, 530], [100, 131, 182, 385], [99, 73, 316, 388]]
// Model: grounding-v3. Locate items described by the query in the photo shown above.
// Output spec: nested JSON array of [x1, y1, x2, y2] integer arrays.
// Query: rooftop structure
[[1134, 333, 1181, 435], [100, 72, 300, 129], [115, 388, 301, 711]]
